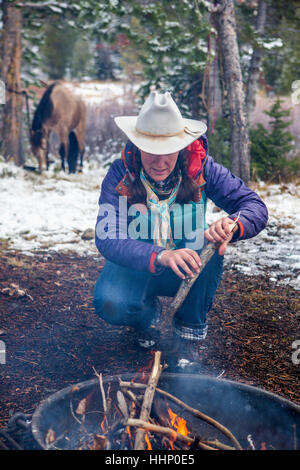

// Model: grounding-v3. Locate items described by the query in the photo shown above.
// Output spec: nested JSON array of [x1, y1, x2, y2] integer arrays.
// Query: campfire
[[39, 351, 286, 451]]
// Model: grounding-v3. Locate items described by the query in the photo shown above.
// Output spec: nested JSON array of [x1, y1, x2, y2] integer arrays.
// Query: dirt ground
[[0, 249, 299, 429]]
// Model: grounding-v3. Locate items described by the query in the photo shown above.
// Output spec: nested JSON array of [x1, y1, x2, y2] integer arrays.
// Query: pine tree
[[122, 0, 211, 119], [250, 97, 295, 180], [40, 22, 78, 79]]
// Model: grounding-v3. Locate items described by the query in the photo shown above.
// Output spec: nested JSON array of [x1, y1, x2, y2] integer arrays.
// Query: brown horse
[[30, 82, 86, 173]]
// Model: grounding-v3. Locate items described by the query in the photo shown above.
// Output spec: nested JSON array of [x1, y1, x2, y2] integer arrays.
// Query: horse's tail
[[31, 82, 57, 147], [68, 131, 79, 174]]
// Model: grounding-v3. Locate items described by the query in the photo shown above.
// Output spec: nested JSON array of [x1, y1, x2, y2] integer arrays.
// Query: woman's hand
[[159, 248, 202, 280], [204, 216, 238, 256]]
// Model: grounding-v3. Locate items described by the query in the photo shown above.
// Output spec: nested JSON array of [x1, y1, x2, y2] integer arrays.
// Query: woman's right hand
[[159, 248, 202, 280]]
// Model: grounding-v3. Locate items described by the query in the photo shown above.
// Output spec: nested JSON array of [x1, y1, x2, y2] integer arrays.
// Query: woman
[[93, 91, 268, 371]]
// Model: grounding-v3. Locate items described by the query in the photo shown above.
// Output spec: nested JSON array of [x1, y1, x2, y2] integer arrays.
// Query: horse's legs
[[59, 143, 65, 171], [74, 117, 86, 171], [58, 130, 69, 172], [68, 131, 79, 174], [46, 139, 50, 170], [37, 141, 48, 172], [78, 145, 84, 171]]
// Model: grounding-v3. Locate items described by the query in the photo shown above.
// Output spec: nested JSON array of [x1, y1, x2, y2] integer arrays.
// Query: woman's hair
[[127, 146, 199, 204]]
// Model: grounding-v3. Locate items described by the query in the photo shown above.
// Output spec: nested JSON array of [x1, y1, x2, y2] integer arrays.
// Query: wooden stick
[[169, 217, 240, 321], [120, 380, 242, 450], [134, 351, 163, 450], [120, 398, 136, 450], [202, 439, 235, 451], [93, 367, 107, 414], [168, 241, 216, 319], [127, 418, 216, 450]]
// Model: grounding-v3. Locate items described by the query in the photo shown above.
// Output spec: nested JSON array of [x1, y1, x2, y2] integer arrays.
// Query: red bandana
[[185, 138, 206, 180]]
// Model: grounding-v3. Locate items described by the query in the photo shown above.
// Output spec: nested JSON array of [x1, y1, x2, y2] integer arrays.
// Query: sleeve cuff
[[149, 249, 167, 275], [236, 219, 244, 238], [229, 216, 244, 242], [149, 252, 157, 273]]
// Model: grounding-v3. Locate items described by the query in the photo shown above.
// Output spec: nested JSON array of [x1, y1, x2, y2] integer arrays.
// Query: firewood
[[120, 400, 137, 450], [133, 351, 163, 450], [93, 367, 107, 414], [127, 418, 216, 450], [90, 434, 108, 450], [119, 379, 242, 450], [202, 439, 236, 451], [117, 391, 128, 420]]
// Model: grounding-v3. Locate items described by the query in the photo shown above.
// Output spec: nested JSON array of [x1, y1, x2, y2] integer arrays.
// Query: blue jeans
[[93, 246, 224, 334]]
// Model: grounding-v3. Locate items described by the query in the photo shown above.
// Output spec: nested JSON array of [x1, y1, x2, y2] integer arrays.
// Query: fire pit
[[31, 371, 300, 450]]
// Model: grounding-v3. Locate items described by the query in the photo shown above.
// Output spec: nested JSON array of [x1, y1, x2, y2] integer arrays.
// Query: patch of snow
[[0, 159, 109, 257], [260, 38, 283, 49], [207, 182, 300, 290], [64, 81, 137, 105]]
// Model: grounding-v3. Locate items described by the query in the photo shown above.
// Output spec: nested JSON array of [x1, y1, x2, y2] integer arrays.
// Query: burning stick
[[168, 216, 240, 322], [134, 351, 164, 450], [127, 418, 216, 450], [120, 380, 242, 450], [120, 398, 137, 450]]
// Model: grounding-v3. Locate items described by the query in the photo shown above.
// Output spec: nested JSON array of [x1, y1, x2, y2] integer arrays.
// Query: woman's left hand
[[204, 216, 238, 256]]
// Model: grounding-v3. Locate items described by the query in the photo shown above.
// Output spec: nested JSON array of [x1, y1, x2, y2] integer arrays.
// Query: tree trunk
[[208, 32, 223, 133], [1, 1, 24, 166], [246, 0, 267, 123], [214, 0, 250, 184]]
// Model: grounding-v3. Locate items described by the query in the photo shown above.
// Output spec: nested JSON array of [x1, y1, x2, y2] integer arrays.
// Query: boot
[[134, 325, 161, 350], [166, 333, 205, 373]]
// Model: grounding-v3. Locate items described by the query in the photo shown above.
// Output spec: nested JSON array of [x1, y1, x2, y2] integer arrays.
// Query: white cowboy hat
[[114, 91, 207, 155]]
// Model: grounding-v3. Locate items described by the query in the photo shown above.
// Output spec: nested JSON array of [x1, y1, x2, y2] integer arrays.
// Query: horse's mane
[[31, 82, 57, 147]]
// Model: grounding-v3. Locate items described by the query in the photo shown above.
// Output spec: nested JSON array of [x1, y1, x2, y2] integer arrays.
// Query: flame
[[126, 426, 134, 449], [114, 404, 122, 417], [177, 417, 189, 436], [145, 433, 152, 450], [100, 415, 107, 434], [131, 353, 155, 383], [260, 442, 267, 450], [167, 408, 189, 437], [168, 408, 177, 427]]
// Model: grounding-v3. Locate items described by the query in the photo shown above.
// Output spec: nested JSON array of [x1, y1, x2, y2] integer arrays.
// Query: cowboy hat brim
[[114, 116, 207, 154]]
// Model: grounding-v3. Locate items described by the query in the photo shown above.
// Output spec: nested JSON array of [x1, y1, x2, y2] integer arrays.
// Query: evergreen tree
[[121, 0, 211, 119], [207, 116, 231, 169], [70, 37, 93, 80], [236, 0, 300, 96], [250, 97, 295, 180], [94, 42, 118, 80], [40, 21, 78, 79]]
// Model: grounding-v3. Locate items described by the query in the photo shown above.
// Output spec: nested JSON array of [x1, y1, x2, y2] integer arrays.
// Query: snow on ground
[[0, 159, 299, 290], [206, 182, 300, 290], [0, 159, 106, 257], [64, 80, 137, 105]]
